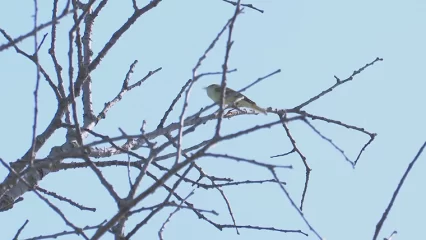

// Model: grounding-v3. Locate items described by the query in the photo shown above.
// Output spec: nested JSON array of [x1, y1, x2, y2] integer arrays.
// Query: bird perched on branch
[[204, 84, 267, 115]]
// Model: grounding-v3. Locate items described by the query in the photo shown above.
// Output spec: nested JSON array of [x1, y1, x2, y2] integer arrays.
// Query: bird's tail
[[251, 104, 267, 115], [238, 101, 267, 115]]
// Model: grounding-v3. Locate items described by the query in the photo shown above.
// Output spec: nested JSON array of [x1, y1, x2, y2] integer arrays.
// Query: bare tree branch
[[12, 219, 29, 240], [222, 0, 264, 13], [270, 169, 322, 239], [0, 1, 387, 239], [0, 7, 72, 52], [293, 57, 383, 110], [372, 141, 426, 240]]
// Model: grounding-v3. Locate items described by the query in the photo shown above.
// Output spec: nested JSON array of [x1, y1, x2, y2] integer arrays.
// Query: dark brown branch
[[384, 231, 397, 240], [12, 219, 29, 240], [219, 224, 307, 235], [86, 0, 162, 74], [157, 79, 191, 129], [30, 0, 42, 165], [97, 67, 162, 123], [238, 69, 281, 94], [132, 200, 217, 215], [36, 186, 96, 212], [126, 164, 194, 239], [354, 133, 376, 166], [21, 221, 107, 240], [279, 114, 310, 211], [297, 110, 376, 138], [0, 29, 61, 100], [293, 57, 383, 110], [372, 141, 426, 240], [0, 158, 88, 239], [204, 153, 293, 169], [304, 119, 353, 166], [158, 190, 195, 240], [216, 2, 242, 137], [92, 118, 297, 239], [0, 9, 72, 52], [49, 0, 66, 101], [270, 169, 322, 239], [270, 149, 295, 158], [222, 0, 264, 13]]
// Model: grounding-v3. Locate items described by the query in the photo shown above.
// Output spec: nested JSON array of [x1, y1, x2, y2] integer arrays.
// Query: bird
[[204, 84, 267, 115]]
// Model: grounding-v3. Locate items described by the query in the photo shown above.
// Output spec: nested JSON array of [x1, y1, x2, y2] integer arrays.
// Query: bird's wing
[[214, 86, 256, 104]]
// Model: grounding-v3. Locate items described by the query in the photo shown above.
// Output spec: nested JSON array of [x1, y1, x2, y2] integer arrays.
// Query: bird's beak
[[203, 86, 208, 89]]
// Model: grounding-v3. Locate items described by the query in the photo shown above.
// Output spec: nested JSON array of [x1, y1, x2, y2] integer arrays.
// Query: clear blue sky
[[1, 0, 425, 239]]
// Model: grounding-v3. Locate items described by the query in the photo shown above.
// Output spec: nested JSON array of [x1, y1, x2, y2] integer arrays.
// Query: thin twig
[[126, 163, 194, 239], [270, 169, 322, 239], [157, 79, 191, 129], [216, 1, 242, 137], [238, 69, 281, 94], [97, 66, 162, 123], [21, 221, 106, 240], [279, 114, 311, 210], [384, 231, 397, 240], [304, 119, 354, 167], [0, 9, 73, 52], [0, 158, 88, 239], [293, 57, 383, 110], [12, 219, 29, 240], [92, 117, 299, 239], [132, 200, 217, 215], [222, 0, 264, 13], [204, 153, 293, 169], [372, 141, 426, 240], [30, 0, 40, 167], [0, 29, 61, 100], [354, 133, 376, 166], [219, 224, 307, 235], [36, 186, 96, 212], [49, 0, 66, 100], [158, 190, 195, 240]]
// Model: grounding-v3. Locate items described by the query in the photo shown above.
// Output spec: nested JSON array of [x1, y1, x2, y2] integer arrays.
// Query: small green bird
[[204, 84, 267, 115]]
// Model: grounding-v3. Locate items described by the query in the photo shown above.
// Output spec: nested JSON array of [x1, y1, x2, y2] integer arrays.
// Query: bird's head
[[204, 84, 219, 91]]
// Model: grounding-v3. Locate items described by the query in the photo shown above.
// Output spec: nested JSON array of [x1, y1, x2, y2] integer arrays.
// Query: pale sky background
[[1, 0, 425, 240]]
